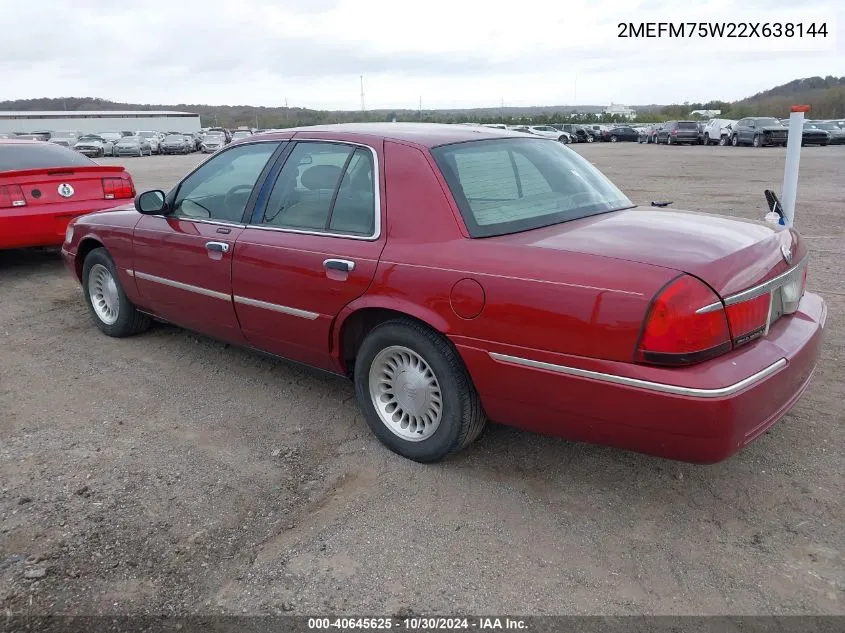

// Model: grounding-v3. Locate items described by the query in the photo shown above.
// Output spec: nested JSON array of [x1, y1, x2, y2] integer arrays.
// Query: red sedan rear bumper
[[456, 292, 826, 463], [0, 200, 120, 249]]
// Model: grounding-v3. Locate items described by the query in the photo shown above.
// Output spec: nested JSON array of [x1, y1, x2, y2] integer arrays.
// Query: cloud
[[0, 0, 841, 109]]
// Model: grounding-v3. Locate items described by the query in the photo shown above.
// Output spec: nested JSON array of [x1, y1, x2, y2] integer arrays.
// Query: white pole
[[781, 105, 808, 227]]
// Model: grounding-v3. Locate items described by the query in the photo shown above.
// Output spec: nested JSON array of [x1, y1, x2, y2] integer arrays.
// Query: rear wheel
[[586, 135, 593, 143], [353, 319, 486, 463], [82, 248, 151, 337], [610, 135, 618, 142], [703, 133, 710, 145], [718, 135, 728, 146]]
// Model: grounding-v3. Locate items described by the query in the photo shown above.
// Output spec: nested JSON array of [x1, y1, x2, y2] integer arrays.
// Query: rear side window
[[431, 138, 632, 237], [259, 142, 376, 237], [0, 142, 96, 172]]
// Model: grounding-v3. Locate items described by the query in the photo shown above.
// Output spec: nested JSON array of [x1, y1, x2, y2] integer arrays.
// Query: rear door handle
[[323, 258, 355, 272], [205, 241, 230, 253]]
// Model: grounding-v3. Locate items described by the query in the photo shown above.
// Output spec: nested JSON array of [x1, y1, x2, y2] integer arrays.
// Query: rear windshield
[[677, 122, 698, 129], [0, 143, 96, 172], [431, 138, 633, 238]]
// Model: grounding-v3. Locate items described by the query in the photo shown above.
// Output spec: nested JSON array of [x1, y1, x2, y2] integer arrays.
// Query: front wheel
[[752, 135, 761, 148], [586, 135, 593, 143], [704, 133, 710, 145], [731, 135, 739, 147], [82, 248, 151, 337], [354, 319, 486, 462], [610, 135, 618, 142], [718, 135, 728, 146]]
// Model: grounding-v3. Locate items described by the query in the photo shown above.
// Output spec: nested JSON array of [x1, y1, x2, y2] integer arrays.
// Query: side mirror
[[135, 190, 167, 215]]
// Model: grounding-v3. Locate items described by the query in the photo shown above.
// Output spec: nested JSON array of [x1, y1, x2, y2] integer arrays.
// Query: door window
[[259, 142, 377, 237], [173, 142, 279, 223]]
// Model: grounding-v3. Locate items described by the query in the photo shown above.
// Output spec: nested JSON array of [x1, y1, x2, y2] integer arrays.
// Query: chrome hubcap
[[88, 264, 119, 325], [369, 345, 442, 441]]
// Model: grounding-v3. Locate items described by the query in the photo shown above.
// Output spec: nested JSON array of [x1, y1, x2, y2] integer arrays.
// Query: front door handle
[[205, 241, 230, 253], [323, 258, 355, 273]]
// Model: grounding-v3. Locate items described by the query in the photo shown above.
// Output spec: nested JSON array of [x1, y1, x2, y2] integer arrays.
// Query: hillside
[[1, 77, 843, 128]]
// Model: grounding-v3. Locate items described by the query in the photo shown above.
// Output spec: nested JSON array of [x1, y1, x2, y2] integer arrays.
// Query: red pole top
[[791, 105, 811, 112]]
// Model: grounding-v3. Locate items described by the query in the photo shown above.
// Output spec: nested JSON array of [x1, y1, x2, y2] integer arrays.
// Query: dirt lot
[[1, 142, 843, 617]]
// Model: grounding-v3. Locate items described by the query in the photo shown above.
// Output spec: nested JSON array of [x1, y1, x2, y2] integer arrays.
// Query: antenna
[[360, 75, 365, 111]]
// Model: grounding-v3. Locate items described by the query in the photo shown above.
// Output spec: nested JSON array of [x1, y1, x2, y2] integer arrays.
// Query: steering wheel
[[223, 184, 255, 217]]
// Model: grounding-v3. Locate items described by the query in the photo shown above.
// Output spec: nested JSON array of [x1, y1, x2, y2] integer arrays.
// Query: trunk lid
[[489, 207, 803, 298], [3, 165, 129, 207]]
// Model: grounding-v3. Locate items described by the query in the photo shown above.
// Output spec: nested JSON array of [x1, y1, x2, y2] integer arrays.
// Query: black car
[[554, 124, 595, 143], [655, 121, 699, 145], [800, 122, 831, 146], [730, 117, 788, 147], [602, 126, 639, 142], [808, 121, 845, 145]]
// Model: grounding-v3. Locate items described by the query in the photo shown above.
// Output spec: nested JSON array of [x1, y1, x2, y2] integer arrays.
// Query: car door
[[132, 140, 283, 343], [231, 139, 386, 372]]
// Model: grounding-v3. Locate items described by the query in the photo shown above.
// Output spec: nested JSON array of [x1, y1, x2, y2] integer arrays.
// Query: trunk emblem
[[58, 183, 75, 198], [781, 244, 793, 265]]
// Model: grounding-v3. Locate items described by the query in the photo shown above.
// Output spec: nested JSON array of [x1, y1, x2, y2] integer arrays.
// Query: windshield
[[205, 134, 224, 141], [809, 122, 836, 130], [164, 135, 184, 141], [431, 138, 633, 238], [754, 118, 781, 127], [0, 143, 96, 172], [137, 131, 155, 138], [78, 136, 102, 142], [118, 137, 139, 144], [232, 132, 250, 138]]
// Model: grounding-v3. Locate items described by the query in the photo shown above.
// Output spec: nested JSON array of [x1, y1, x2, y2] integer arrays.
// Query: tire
[[731, 135, 739, 147], [704, 133, 710, 145], [666, 135, 673, 145], [137, 147, 143, 157], [610, 135, 617, 142], [81, 248, 151, 338], [353, 319, 486, 462], [97, 148, 104, 158], [586, 135, 593, 143], [718, 135, 728, 146], [752, 135, 761, 148]]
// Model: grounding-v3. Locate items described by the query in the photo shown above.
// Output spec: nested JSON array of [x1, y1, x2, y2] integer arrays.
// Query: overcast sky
[[2, 0, 842, 110]]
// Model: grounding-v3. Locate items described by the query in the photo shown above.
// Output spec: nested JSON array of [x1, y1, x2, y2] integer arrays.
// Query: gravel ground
[[1, 142, 843, 617]]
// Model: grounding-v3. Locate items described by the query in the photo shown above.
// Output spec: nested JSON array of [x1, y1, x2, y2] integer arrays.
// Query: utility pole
[[574, 75, 577, 103], [360, 75, 365, 111], [284, 97, 288, 108], [419, 96, 422, 118]]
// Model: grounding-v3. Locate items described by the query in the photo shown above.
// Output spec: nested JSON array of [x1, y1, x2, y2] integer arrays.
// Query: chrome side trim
[[245, 138, 382, 242], [126, 269, 135, 277], [134, 271, 231, 301], [489, 352, 787, 399], [722, 255, 808, 306], [233, 295, 319, 320]]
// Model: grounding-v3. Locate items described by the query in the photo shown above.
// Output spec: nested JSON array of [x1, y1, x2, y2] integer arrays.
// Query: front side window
[[431, 138, 632, 238], [258, 142, 376, 237], [173, 142, 279, 223]]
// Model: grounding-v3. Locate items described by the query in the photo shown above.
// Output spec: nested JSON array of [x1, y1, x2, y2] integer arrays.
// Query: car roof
[[251, 122, 521, 148], [0, 139, 44, 145]]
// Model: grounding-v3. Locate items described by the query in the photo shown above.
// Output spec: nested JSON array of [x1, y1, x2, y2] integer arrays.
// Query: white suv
[[702, 119, 737, 146]]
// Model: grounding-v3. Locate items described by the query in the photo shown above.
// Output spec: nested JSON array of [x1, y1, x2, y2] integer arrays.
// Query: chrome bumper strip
[[489, 352, 787, 398]]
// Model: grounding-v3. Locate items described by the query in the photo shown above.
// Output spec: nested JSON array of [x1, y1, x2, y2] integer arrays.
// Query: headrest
[[300, 165, 342, 190]]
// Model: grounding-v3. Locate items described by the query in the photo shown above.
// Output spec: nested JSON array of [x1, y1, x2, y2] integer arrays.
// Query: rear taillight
[[671, 129, 678, 135], [636, 275, 731, 366], [102, 176, 135, 200], [725, 294, 770, 346], [0, 184, 26, 208]]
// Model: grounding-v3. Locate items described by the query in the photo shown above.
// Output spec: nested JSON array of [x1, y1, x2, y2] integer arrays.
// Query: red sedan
[[0, 139, 136, 249], [60, 124, 826, 463]]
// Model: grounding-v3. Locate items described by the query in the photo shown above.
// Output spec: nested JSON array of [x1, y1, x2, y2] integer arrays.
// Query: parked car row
[[0, 128, 259, 159], [636, 117, 845, 147]]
